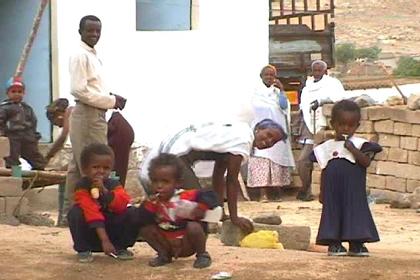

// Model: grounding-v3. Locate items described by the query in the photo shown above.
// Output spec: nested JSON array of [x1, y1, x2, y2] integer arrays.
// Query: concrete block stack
[[0, 137, 29, 224]]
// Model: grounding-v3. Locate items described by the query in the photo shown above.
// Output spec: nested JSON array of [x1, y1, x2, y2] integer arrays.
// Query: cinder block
[[388, 107, 411, 123], [361, 108, 368, 120], [312, 170, 321, 184], [312, 183, 321, 196], [407, 179, 420, 193], [374, 120, 394, 134], [367, 160, 378, 174], [0, 136, 10, 158], [0, 177, 23, 197], [356, 121, 374, 133], [5, 197, 29, 216], [220, 220, 311, 250], [408, 151, 420, 166], [376, 161, 401, 178], [394, 122, 412, 136], [378, 134, 400, 148], [403, 110, 420, 124], [400, 136, 418, 151], [367, 174, 386, 189], [375, 147, 389, 161], [388, 148, 408, 163], [0, 197, 5, 214], [411, 125, 420, 137], [385, 176, 407, 192], [377, 162, 420, 181], [368, 106, 392, 121]]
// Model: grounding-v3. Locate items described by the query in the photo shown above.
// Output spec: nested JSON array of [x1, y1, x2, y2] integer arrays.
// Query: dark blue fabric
[[313, 141, 382, 245]]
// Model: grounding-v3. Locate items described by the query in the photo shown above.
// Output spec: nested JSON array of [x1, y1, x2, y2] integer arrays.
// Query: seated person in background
[[0, 76, 46, 170], [67, 143, 141, 263], [140, 153, 219, 269]]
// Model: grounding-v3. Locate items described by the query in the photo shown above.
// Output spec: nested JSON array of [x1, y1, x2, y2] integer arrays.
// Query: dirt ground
[[1, 199, 420, 280]]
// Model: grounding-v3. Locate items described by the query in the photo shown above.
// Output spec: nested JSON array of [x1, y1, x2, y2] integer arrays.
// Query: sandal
[[148, 255, 172, 267], [193, 251, 212, 269]]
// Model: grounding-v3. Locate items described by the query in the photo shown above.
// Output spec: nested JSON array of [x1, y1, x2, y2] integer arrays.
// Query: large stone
[[356, 121, 374, 133], [220, 220, 311, 251], [408, 151, 420, 166], [374, 120, 394, 134], [407, 179, 420, 193], [385, 176, 406, 193], [378, 134, 400, 147], [251, 212, 282, 225], [390, 193, 411, 209], [400, 137, 418, 150], [370, 188, 403, 204], [394, 122, 412, 136], [411, 125, 420, 137], [0, 136, 10, 158], [367, 106, 392, 121], [367, 174, 386, 189], [0, 177, 23, 197], [387, 148, 408, 163], [367, 160, 378, 174], [407, 94, 420, 110]]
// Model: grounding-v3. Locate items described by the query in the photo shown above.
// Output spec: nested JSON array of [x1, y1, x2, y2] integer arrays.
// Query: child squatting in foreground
[[67, 143, 144, 263], [310, 99, 382, 256], [139, 153, 220, 268]]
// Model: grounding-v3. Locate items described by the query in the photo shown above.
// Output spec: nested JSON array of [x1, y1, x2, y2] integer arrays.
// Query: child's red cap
[[6, 76, 25, 90]]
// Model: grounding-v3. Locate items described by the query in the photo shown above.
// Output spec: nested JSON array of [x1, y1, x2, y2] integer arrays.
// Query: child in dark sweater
[[0, 77, 46, 169]]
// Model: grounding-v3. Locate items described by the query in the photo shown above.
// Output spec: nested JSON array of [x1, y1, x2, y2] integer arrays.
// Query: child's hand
[[344, 139, 356, 151], [191, 206, 206, 220], [92, 177, 106, 192], [101, 239, 116, 256]]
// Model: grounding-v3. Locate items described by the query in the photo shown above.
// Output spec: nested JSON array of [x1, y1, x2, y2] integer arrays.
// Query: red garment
[[74, 177, 131, 228], [143, 189, 212, 239], [107, 112, 135, 186]]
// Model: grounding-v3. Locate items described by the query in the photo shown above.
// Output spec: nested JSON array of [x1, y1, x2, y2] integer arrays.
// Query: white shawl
[[300, 75, 345, 134]]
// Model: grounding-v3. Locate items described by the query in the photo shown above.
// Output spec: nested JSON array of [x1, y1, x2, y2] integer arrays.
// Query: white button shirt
[[69, 41, 116, 110]]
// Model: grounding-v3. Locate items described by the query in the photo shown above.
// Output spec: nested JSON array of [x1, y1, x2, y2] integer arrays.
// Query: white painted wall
[[55, 0, 268, 146]]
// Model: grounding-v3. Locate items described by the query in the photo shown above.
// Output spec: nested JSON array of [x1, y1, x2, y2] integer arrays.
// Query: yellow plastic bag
[[239, 230, 284, 249]]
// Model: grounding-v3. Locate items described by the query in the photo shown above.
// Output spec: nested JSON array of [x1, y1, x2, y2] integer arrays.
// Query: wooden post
[[14, 0, 49, 77], [280, 0, 284, 16]]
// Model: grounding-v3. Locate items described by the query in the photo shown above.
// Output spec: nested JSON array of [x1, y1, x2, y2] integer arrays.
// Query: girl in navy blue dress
[[310, 100, 382, 257]]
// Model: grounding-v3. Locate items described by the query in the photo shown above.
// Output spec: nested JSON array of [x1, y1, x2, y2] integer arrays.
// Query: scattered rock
[[390, 194, 412, 209], [407, 94, 420, 110], [0, 214, 20, 226], [251, 212, 282, 225], [385, 95, 404, 106], [18, 213, 55, 227]]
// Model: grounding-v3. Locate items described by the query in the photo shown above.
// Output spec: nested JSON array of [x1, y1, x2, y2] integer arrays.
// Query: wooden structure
[[0, 168, 66, 189], [268, 0, 336, 105]]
